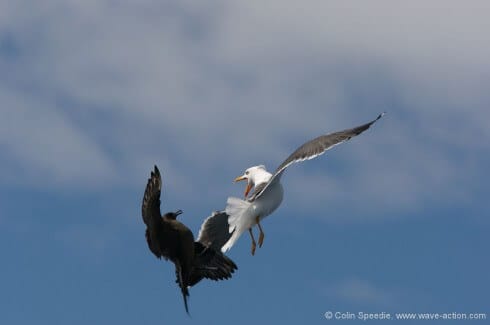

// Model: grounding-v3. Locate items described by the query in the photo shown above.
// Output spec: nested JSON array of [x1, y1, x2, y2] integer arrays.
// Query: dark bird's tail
[[188, 242, 238, 287], [175, 262, 190, 315]]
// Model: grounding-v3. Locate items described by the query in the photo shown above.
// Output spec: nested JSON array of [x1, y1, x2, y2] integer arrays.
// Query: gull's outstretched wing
[[251, 113, 385, 201]]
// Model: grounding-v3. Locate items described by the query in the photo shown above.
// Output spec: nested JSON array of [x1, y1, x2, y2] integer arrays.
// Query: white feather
[[221, 178, 284, 252], [225, 197, 252, 233]]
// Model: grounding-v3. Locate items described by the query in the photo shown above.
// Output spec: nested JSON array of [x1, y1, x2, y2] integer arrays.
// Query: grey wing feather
[[196, 211, 234, 251], [247, 182, 268, 201], [253, 112, 385, 200]]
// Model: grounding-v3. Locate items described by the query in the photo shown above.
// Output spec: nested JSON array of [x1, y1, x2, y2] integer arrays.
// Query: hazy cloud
[[326, 277, 396, 307], [1, 0, 488, 217], [0, 88, 116, 187]]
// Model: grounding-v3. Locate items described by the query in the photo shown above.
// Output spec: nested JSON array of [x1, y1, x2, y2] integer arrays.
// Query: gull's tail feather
[[226, 197, 251, 233], [221, 197, 252, 253]]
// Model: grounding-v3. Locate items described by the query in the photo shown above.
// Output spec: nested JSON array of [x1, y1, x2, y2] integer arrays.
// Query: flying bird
[[218, 113, 385, 255], [141, 166, 237, 314]]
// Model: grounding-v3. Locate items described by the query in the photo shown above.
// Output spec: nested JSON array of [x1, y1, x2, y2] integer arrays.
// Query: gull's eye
[[245, 171, 249, 175]]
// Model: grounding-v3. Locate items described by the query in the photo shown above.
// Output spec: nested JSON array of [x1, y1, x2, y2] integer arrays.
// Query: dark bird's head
[[163, 209, 183, 220]]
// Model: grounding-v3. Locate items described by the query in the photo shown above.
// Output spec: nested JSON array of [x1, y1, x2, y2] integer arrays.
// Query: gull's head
[[234, 165, 270, 198]]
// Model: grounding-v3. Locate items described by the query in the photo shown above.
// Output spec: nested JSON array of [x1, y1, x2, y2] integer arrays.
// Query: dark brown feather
[[141, 165, 238, 315]]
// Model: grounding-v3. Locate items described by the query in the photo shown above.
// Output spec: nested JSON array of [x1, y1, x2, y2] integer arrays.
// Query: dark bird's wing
[[141, 165, 163, 258], [142, 165, 162, 225], [251, 113, 385, 201], [196, 211, 234, 251], [188, 242, 238, 287], [192, 212, 238, 286]]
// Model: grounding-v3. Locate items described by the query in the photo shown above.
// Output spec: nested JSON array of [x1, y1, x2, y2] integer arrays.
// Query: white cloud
[[0, 0, 488, 217], [0, 88, 116, 188], [326, 277, 395, 306]]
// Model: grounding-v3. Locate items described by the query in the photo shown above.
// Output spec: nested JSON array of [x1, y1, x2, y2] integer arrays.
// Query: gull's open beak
[[234, 175, 252, 198], [234, 175, 247, 182], [244, 182, 252, 198], [175, 209, 183, 216]]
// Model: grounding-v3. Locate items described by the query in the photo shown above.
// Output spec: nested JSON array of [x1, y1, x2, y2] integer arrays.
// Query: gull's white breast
[[252, 181, 284, 222]]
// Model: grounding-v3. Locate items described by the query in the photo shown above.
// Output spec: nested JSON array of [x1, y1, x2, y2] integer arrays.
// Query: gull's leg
[[249, 228, 257, 256], [256, 216, 265, 248]]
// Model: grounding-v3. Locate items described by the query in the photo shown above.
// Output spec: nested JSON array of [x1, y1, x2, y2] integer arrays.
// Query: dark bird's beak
[[175, 209, 183, 216]]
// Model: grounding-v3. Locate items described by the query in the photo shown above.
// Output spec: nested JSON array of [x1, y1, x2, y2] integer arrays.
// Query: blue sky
[[1, 1, 489, 324]]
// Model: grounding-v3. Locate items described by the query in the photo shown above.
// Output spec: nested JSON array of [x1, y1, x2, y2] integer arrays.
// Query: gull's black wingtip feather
[[368, 112, 386, 128], [376, 111, 386, 120]]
